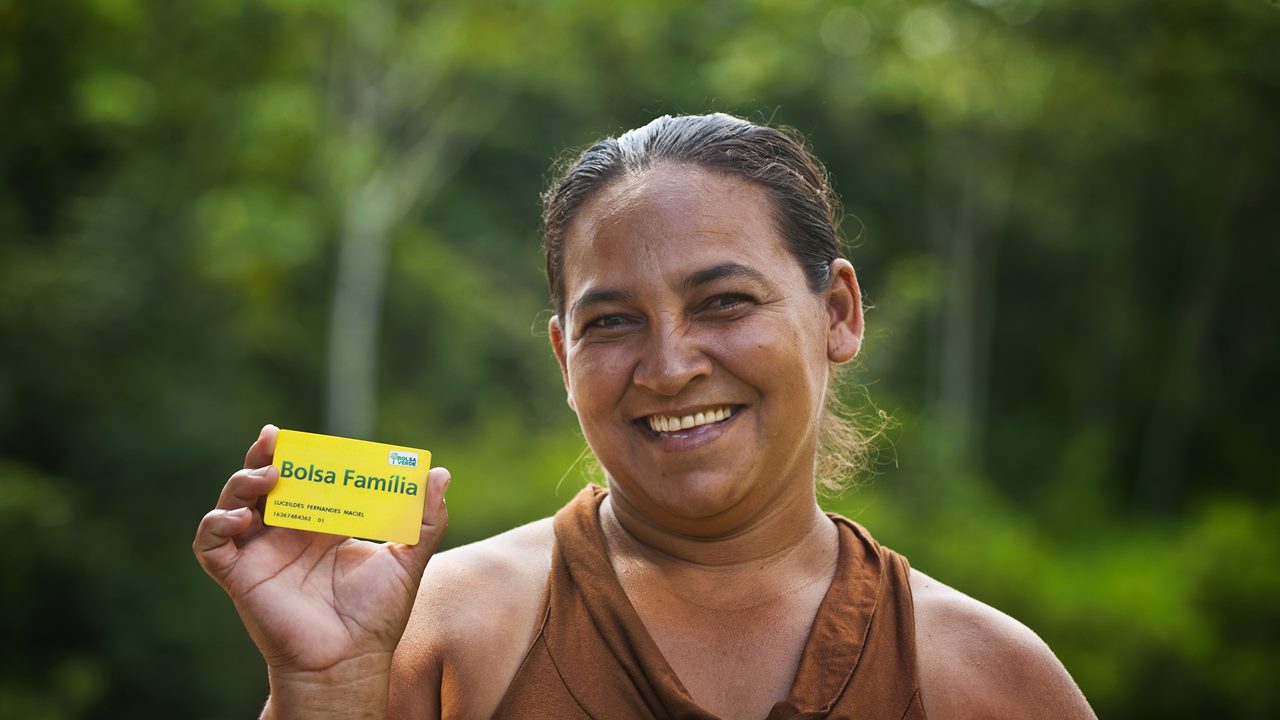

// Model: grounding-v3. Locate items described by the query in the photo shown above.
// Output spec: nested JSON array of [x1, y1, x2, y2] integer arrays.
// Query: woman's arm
[[193, 425, 452, 720], [388, 519, 555, 720]]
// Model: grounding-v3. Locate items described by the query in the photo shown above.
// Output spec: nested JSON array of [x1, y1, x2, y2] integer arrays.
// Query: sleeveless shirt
[[493, 486, 926, 719]]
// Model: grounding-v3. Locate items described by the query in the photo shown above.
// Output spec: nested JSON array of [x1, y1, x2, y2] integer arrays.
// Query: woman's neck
[[599, 484, 838, 610]]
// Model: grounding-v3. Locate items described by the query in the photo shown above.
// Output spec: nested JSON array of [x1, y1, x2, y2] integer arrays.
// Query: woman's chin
[[616, 473, 758, 532]]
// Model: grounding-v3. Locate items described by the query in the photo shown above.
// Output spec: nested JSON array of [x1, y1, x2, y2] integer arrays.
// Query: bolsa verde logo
[[388, 451, 418, 468]]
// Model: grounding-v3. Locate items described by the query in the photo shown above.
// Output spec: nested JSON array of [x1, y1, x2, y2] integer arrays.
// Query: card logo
[[388, 451, 418, 468]]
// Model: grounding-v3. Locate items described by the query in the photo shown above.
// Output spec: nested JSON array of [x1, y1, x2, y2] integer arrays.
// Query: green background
[[2, 0, 1277, 717]]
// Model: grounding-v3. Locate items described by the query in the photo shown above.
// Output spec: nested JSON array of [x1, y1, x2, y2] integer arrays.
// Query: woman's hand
[[193, 424, 450, 718]]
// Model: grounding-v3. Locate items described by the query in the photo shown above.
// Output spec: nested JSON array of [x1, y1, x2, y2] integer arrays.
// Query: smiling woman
[[543, 115, 877, 499], [547, 161, 856, 534], [194, 114, 1098, 720]]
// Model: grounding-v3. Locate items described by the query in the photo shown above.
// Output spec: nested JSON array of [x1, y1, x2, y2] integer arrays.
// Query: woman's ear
[[826, 259, 864, 364], [548, 315, 576, 412]]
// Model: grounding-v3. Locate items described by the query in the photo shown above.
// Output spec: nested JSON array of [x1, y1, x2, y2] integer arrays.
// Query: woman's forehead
[[572, 163, 754, 230], [560, 164, 792, 288]]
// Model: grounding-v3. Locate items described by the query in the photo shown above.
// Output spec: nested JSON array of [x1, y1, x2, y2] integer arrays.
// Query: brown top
[[492, 486, 926, 719]]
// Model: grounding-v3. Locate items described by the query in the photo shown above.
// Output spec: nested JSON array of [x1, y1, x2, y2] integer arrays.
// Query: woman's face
[[550, 163, 862, 534]]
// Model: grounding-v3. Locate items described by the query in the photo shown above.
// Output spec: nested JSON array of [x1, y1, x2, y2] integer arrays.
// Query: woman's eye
[[583, 314, 631, 333], [704, 293, 753, 312]]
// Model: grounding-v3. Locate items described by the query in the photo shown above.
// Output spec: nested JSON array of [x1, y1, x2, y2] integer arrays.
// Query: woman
[[194, 114, 1097, 719]]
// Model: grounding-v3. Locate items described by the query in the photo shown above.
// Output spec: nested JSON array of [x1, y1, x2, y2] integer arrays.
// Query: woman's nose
[[632, 322, 713, 396]]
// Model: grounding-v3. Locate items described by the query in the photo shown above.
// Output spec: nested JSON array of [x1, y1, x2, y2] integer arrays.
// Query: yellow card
[[264, 429, 431, 544]]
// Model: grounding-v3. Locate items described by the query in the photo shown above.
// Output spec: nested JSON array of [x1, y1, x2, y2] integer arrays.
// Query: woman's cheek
[[569, 343, 635, 403], [710, 319, 793, 363]]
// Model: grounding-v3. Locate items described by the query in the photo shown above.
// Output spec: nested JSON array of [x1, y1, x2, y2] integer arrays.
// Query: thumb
[[389, 467, 450, 581]]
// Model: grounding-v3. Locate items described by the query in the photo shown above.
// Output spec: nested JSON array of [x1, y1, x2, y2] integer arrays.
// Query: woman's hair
[[541, 113, 841, 318], [541, 113, 885, 494]]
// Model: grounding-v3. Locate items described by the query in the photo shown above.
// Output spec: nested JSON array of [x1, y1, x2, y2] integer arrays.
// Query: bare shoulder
[[909, 568, 1096, 720], [390, 517, 555, 720]]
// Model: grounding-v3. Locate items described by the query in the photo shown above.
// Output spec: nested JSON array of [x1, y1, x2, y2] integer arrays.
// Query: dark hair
[[541, 113, 844, 318], [541, 113, 886, 495]]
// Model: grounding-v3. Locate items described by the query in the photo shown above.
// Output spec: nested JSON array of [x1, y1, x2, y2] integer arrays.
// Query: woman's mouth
[[643, 405, 738, 436]]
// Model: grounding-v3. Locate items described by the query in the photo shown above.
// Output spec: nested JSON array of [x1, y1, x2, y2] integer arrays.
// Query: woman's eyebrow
[[570, 288, 633, 318], [570, 263, 769, 317], [679, 262, 770, 292]]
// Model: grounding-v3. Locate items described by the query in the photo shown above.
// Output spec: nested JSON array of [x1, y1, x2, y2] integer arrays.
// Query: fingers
[[218, 465, 279, 510], [195, 424, 278, 587], [193, 506, 255, 583], [390, 467, 451, 580], [243, 423, 278, 470], [420, 466, 451, 538]]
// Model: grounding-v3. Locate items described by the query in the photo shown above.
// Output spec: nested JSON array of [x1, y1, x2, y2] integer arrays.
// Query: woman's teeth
[[646, 406, 735, 433]]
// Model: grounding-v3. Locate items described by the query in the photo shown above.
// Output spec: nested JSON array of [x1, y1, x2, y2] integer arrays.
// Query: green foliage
[[1, 0, 1276, 717]]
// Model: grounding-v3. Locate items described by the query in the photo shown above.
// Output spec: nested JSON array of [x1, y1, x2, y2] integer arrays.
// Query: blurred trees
[[1, 0, 1276, 717]]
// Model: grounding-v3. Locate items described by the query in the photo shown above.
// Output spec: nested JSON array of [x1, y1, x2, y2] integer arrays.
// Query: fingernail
[[228, 507, 251, 518], [435, 475, 450, 511], [251, 465, 270, 476]]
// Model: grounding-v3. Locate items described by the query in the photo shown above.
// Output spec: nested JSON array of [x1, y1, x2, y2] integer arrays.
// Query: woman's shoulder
[[423, 517, 557, 611], [390, 517, 556, 719], [908, 569, 1097, 720], [412, 516, 555, 648]]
